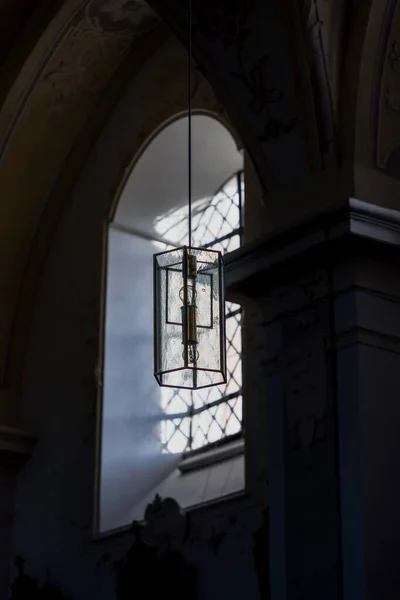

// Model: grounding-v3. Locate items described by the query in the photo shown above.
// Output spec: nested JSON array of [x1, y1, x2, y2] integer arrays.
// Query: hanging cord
[[188, 0, 193, 249], [187, 0, 194, 445]]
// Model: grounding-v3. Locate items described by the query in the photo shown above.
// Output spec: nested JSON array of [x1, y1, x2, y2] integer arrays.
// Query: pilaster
[[226, 197, 400, 600]]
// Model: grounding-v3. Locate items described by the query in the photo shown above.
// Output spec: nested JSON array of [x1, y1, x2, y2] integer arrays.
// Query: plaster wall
[[9, 36, 267, 600]]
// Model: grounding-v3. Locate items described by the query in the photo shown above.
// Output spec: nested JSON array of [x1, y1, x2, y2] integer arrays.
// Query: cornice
[[226, 198, 400, 292]]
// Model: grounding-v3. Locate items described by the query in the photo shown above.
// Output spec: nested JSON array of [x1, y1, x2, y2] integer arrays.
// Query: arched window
[[99, 115, 245, 532]]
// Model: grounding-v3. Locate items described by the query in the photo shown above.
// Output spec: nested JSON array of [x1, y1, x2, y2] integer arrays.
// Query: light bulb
[[183, 345, 199, 364], [179, 285, 196, 304]]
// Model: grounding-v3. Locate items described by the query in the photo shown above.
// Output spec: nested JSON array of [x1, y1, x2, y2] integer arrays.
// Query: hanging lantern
[[154, 246, 226, 389], [153, 0, 226, 390]]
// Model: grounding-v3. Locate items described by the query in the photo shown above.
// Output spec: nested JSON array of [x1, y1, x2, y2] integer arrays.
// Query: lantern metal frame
[[153, 245, 226, 390]]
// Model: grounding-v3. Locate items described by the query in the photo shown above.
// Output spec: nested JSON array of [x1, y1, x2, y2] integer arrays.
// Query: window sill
[[179, 438, 245, 473]]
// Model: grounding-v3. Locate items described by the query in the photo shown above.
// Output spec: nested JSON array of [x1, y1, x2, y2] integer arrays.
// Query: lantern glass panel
[[154, 246, 226, 390]]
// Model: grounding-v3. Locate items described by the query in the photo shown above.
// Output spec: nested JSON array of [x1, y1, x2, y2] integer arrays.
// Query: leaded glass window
[[154, 171, 244, 453]]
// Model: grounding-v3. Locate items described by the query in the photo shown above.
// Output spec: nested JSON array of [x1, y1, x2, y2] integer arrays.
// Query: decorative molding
[[348, 196, 400, 225], [345, 196, 400, 242], [225, 197, 400, 294], [334, 326, 400, 354]]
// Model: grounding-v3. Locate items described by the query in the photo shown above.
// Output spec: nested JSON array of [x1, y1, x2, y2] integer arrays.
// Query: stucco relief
[[376, 2, 400, 175], [39, 21, 132, 115], [0, 0, 160, 164], [35, 1, 161, 116]]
